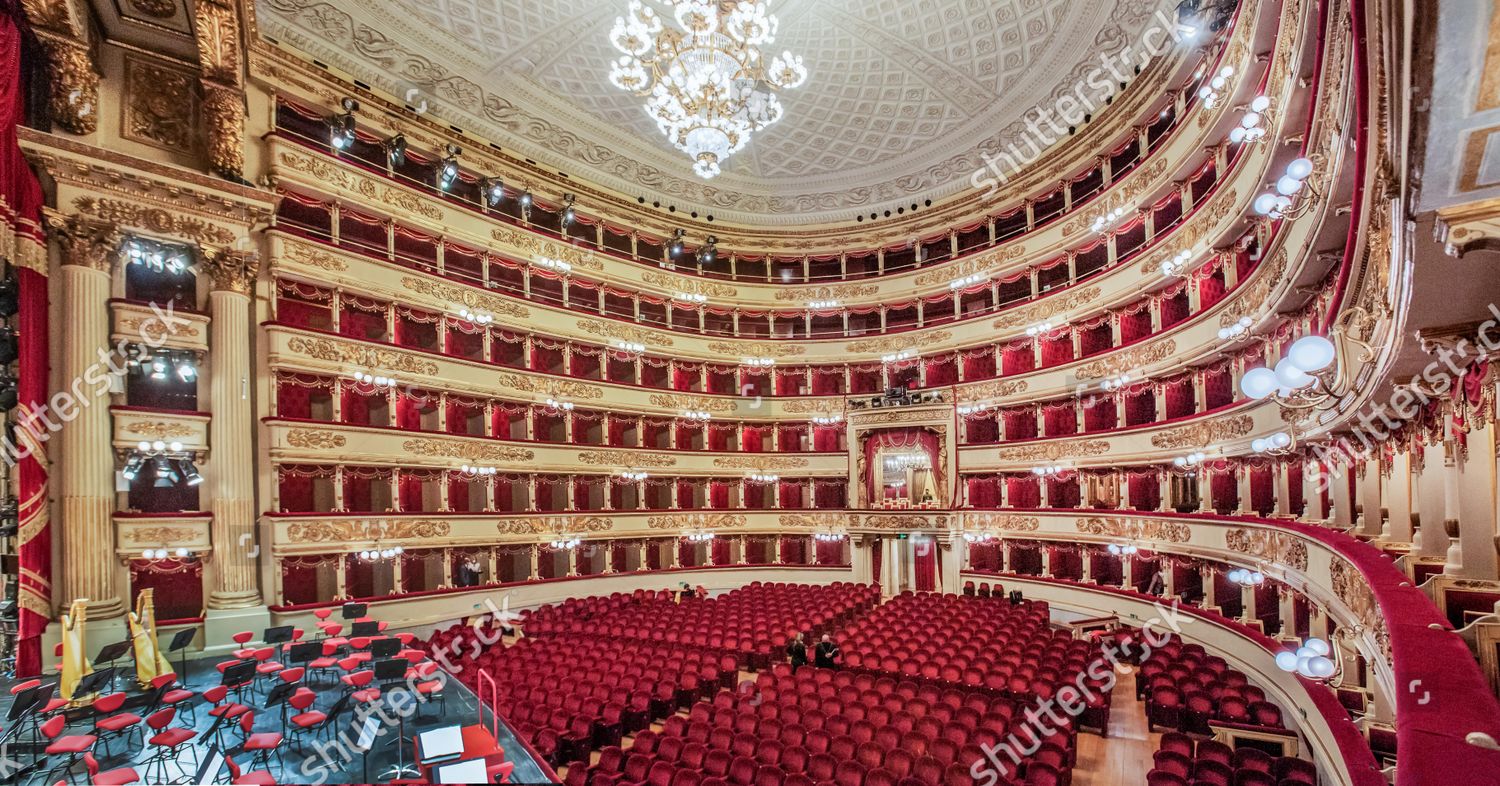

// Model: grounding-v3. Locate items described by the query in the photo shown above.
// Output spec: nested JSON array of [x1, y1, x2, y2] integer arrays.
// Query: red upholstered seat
[[84, 752, 138, 786]]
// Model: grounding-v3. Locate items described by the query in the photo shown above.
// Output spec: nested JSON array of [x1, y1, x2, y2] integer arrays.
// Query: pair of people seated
[[786, 633, 840, 671]]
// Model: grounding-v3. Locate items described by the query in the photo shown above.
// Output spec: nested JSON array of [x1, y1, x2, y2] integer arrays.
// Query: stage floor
[[0, 653, 555, 785]]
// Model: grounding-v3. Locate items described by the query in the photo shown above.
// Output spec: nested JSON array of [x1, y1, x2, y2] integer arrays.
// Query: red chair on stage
[[225, 756, 276, 785], [232, 631, 257, 660], [142, 707, 198, 783], [91, 692, 143, 757], [80, 751, 139, 786], [39, 715, 96, 784], [149, 672, 199, 725], [238, 712, 285, 772]]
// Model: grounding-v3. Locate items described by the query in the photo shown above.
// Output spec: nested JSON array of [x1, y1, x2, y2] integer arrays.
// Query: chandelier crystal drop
[[608, 0, 807, 179]]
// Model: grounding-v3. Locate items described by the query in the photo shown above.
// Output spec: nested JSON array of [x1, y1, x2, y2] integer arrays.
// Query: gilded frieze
[[1225, 527, 1310, 572], [648, 393, 735, 413], [400, 277, 530, 320], [992, 287, 1101, 330], [1075, 517, 1191, 543], [846, 332, 952, 355], [1149, 415, 1255, 450], [1073, 340, 1177, 381], [401, 438, 534, 463], [994, 440, 1110, 462], [285, 336, 441, 376], [576, 450, 676, 468], [71, 197, 236, 247], [285, 429, 347, 450], [965, 513, 1040, 532], [575, 319, 675, 347], [712, 456, 810, 470], [646, 513, 747, 530], [122, 55, 197, 152]]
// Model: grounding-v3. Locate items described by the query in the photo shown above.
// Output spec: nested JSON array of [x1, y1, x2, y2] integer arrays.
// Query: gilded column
[[22, 0, 98, 136], [48, 215, 122, 618], [202, 249, 263, 608], [194, 0, 247, 180]]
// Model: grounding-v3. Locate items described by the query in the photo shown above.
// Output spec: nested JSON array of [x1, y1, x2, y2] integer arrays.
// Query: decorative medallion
[[995, 440, 1110, 462], [712, 456, 810, 470], [912, 244, 1025, 287], [774, 283, 880, 301], [640, 271, 737, 298], [846, 332, 952, 355], [287, 518, 451, 543], [646, 513, 747, 530], [120, 421, 195, 440], [401, 277, 530, 320], [964, 513, 1040, 532], [778, 513, 855, 529], [1074, 340, 1178, 381], [863, 514, 950, 530], [490, 226, 604, 271], [495, 374, 605, 401], [285, 336, 441, 376], [957, 379, 1029, 404], [992, 287, 1102, 330], [72, 197, 236, 246], [648, 393, 735, 413], [575, 319, 674, 347], [706, 341, 807, 358], [122, 56, 197, 151], [126, 526, 197, 544], [1075, 517, 1191, 543]]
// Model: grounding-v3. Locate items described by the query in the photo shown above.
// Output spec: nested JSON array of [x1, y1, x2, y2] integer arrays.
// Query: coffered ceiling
[[257, 0, 1174, 225]]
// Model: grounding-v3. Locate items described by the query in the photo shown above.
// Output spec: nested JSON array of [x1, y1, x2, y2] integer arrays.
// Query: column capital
[[45, 212, 120, 271], [202, 248, 261, 295]]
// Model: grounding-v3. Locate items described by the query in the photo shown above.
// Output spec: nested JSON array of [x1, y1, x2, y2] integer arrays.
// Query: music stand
[[4, 683, 39, 752], [264, 681, 296, 721], [221, 660, 256, 704], [166, 627, 196, 680], [94, 641, 132, 692], [350, 620, 379, 637], [370, 638, 400, 659], [287, 641, 321, 664], [372, 657, 407, 688], [341, 602, 367, 620], [193, 744, 229, 785], [263, 625, 294, 645]]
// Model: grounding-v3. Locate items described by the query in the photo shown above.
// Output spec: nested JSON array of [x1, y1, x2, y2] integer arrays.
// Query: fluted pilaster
[[48, 214, 122, 618], [204, 249, 262, 608]]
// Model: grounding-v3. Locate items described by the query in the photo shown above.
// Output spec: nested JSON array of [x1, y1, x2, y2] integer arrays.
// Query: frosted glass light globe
[[1240, 367, 1279, 399], [1288, 335, 1335, 372]]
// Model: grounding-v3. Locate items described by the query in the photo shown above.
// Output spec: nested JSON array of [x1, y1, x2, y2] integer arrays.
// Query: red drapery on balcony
[[128, 559, 204, 622], [814, 537, 847, 565], [966, 476, 1000, 507], [1127, 470, 1160, 511], [1006, 476, 1040, 508], [913, 538, 937, 592], [967, 541, 1000, 571], [862, 428, 945, 506]]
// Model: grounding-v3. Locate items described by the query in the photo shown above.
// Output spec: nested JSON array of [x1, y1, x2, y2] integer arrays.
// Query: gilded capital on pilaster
[[45, 212, 120, 272], [35, 33, 98, 136], [201, 248, 260, 294]]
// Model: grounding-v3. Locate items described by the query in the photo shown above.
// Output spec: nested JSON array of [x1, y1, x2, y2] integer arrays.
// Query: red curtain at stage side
[[3, 1, 50, 678]]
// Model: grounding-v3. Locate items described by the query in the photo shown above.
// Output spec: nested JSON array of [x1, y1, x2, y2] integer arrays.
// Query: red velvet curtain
[[862, 428, 944, 506], [913, 538, 937, 592], [967, 541, 1000, 572], [966, 476, 1000, 507], [4, 0, 50, 677], [1006, 476, 1040, 508], [129, 560, 204, 622]]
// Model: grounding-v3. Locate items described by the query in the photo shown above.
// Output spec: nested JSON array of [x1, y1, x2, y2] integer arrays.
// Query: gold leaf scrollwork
[[1073, 340, 1178, 381], [120, 421, 195, 440], [964, 513, 1040, 532], [496, 374, 604, 400], [285, 429, 346, 449], [1224, 527, 1310, 572], [576, 450, 676, 468], [846, 331, 952, 355], [995, 441, 1110, 462], [1149, 415, 1255, 450], [400, 439, 535, 463], [711, 456, 810, 470], [646, 513, 746, 530], [1074, 517, 1191, 543]]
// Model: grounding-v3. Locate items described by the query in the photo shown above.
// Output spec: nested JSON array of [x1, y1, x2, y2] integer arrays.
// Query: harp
[[128, 588, 173, 687]]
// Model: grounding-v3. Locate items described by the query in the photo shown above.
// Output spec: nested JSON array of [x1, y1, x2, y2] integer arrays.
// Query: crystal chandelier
[[608, 0, 808, 178]]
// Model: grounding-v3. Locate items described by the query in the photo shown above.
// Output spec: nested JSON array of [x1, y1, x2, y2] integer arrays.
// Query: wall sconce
[[1228, 567, 1266, 587], [1228, 96, 1272, 144], [456, 308, 493, 325], [618, 470, 649, 482], [1159, 249, 1195, 277], [747, 472, 779, 483], [1251, 431, 1294, 454], [1238, 334, 1336, 405], [549, 537, 582, 550], [1252, 157, 1319, 219], [1197, 66, 1234, 109], [459, 465, 498, 476], [681, 409, 712, 421], [1275, 637, 1336, 680], [808, 300, 840, 310], [350, 370, 398, 388]]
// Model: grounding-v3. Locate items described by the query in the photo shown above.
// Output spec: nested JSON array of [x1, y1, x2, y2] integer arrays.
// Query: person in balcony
[[815, 634, 841, 669], [788, 633, 808, 672], [1146, 569, 1166, 597]]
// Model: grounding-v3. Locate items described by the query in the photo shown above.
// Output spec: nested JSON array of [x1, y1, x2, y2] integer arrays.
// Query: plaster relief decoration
[[957, 379, 1028, 404], [964, 513, 1040, 532], [995, 440, 1110, 462], [115, 316, 202, 343], [577, 450, 676, 468], [640, 271, 737, 299], [1219, 250, 1287, 326], [281, 239, 349, 271], [1330, 557, 1391, 661], [119, 421, 195, 440], [774, 283, 880, 302], [846, 332, 952, 356], [863, 513, 951, 531], [72, 197, 236, 246], [496, 374, 604, 401], [1075, 517, 1191, 543], [286, 336, 441, 376], [400, 438, 535, 463], [576, 319, 675, 347], [707, 341, 807, 358], [287, 518, 452, 544], [1225, 527, 1310, 572], [285, 429, 347, 450], [1149, 415, 1255, 450], [913, 244, 1025, 287], [121, 55, 198, 152], [780, 399, 845, 415], [779, 513, 855, 529], [992, 287, 1100, 330], [254, 0, 1168, 224], [713, 456, 810, 470], [646, 513, 747, 530], [401, 277, 530, 320], [650, 393, 735, 413], [124, 526, 198, 545], [276, 151, 380, 199], [1073, 339, 1178, 381], [491, 226, 604, 271]]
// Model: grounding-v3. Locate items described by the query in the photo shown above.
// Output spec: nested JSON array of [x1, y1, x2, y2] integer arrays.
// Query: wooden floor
[[1073, 666, 1160, 786]]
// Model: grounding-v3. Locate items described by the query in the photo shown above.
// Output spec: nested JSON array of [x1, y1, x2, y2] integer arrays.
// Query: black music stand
[[286, 641, 320, 664], [350, 620, 379, 637], [221, 660, 256, 705], [372, 657, 407, 690], [370, 637, 400, 659], [3, 683, 40, 753], [263, 625, 294, 645], [341, 602, 367, 620], [264, 680, 297, 724], [166, 627, 196, 680], [70, 667, 115, 708], [94, 641, 132, 692], [192, 744, 228, 785]]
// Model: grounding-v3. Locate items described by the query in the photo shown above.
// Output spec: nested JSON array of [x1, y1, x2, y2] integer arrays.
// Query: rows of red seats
[[528, 583, 881, 670], [421, 631, 734, 764], [1148, 732, 1318, 786], [579, 667, 1072, 786], [835, 594, 1110, 732], [1139, 642, 1284, 734]]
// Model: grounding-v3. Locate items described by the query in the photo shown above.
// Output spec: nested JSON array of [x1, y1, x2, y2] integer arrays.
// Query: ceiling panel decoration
[[257, 0, 1172, 224]]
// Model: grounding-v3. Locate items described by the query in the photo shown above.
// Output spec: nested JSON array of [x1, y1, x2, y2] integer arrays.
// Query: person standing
[[787, 633, 808, 672], [815, 634, 841, 669]]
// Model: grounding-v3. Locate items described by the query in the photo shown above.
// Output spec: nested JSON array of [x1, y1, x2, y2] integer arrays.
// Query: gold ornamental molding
[[201, 249, 261, 295], [282, 240, 349, 271], [285, 336, 441, 376], [712, 456, 811, 470], [994, 440, 1110, 462], [1075, 516, 1191, 543], [1149, 415, 1256, 450], [44, 212, 121, 272], [912, 244, 1026, 287], [120, 421, 195, 441], [1330, 557, 1391, 662], [781, 399, 846, 415], [956, 379, 1029, 404], [1436, 197, 1500, 257], [862, 513, 951, 531], [495, 374, 605, 401], [778, 513, 855, 529], [400, 438, 535, 463], [127, 526, 197, 545], [72, 197, 237, 247], [495, 516, 613, 536], [285, 429, 347, 450], [400, 277, 531, 320], [964, 513, 1040, 532], [115, 514, 213, 557], [490, 226, 605, 271], [640, 271, 737, 298], [1074, 340, 1178, 381], [1218, 250, 1288, 328], [845, 332, 952, 355], [706, 341, 807, 358], [575, 319, 675, 347], [114, 309, 205, 345], [646, 513, 747, 530], [992, 287, 1102, 330], [287, 518, 452, 543], [576, 450, 676, 468], [774, 283, 880, 301], [1225, 527, 1310, 572], [648, 393, 735, 413]]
